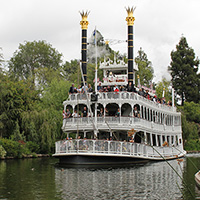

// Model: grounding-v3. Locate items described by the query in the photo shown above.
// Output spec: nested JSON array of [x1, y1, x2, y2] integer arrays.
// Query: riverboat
[[53, 7, 186, 166]]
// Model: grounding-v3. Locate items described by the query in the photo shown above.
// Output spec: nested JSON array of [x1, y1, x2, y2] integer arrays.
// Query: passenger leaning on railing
[[97, 82, 102, 92], [69, 83, 77, 95], [66, 108, 71, 118], [62, 110, 67, 120], [88, 84, 93, 93], [127, 82, 135, 92], [81, 84, 88, 94], [107, 85, 112, 92], [72, 110, 80, 118], [133, 106, 140, 118], [77, 85, 82, 93], [98, 108, 104, 117], [115, 108, 120, 117], [138, 88, 145, 96], [113, 84, 119, 92], [81, 106, 88, 117]]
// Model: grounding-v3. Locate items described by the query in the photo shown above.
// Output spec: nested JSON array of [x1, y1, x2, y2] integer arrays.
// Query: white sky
[[1, 0, 200, 82]]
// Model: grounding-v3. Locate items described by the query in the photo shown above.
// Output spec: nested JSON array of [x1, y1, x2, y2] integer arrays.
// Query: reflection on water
[[55, 160, 183, 200], [0, 155, 200, 200]]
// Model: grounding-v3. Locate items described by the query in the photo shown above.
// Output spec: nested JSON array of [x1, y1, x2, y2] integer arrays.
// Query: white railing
[[66, 92, 175, 112], [62, 117, 182, 132], [54, 139, 184, 159], [63, 116, 137, 124]]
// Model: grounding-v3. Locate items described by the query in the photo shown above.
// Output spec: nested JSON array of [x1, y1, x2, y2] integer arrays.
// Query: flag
[[93, 29, 96, 45]]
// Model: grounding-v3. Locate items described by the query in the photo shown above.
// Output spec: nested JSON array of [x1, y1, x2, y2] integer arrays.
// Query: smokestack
[[80, 11, 89, 85], [126, 7, 136, 84]]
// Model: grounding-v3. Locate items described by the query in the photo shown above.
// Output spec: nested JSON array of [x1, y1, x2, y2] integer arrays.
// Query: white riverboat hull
[[53, 139, 186, 166]]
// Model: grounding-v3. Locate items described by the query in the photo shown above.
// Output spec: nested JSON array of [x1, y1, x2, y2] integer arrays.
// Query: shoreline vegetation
[[0, 154, 50, 160]]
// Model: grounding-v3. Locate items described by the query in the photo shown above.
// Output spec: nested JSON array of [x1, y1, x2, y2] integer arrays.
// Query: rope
[[136, 133, 194, 199], [79, 61, 98, 137]]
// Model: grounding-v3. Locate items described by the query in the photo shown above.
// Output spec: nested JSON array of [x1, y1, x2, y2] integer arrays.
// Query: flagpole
[[94, 27, 98, 138], [162, 88, 165, 98], [95, 27, 98, 93]]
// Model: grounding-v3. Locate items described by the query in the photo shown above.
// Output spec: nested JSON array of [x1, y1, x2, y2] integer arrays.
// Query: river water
[[0, 154, 200, 200]]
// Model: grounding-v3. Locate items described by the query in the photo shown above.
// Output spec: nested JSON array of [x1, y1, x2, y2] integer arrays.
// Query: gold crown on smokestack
[[80, 11, 90, 30], [126, 6, 136, 26]]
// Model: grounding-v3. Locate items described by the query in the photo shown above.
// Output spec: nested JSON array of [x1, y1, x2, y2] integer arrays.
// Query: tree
[[135, 48, 154, 87], [0, 73, 39, 138], [179, 102, 200, 124], [155, 78, 172, 103], [8, 40, 63, 88], [63, 59, 81, 85], [10, 120, 25, 141], [168, 36, 199, 105], [0, 47, 4, 72], [21, 78, 70, 153]]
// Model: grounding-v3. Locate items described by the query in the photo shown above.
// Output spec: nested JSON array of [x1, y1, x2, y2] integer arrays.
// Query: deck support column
[[110, 132, 112, 137], [84, 131, 86, 138], [93, 140, 95, 152], [150, 133, 153, 146], [144, 131, 147, 144], [156, 134, 159, 147], [108, 141, 110, 153]]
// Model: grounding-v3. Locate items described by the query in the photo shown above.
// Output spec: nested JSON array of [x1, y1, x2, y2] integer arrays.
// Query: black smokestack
[[128, 26, 133, 83], [81, 29, 87, 84], [80, 11, 89, 85], [126, 7, 136, 84]]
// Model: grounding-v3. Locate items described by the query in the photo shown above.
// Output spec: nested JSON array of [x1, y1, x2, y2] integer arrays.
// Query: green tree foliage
[[21, 78, 70, 153], [0, 138, 24, 158], [181, 114, 199, 144], [168, 36, 199, 105], [0, 73, 39, 138], [63, 59, 81, 85], [180, 102, 200, 124], [8, 40, 63, 88], [155, 78, 172, 103], [10, 119, 25, 141], [0, 145, 6, 158], [0, 47, 4, 72], [0, 138, 40, 158], [178, 101, 200, 150], [135, 47, 154, 87]]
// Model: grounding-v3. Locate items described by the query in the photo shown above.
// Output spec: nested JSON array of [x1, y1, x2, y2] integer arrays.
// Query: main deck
[[53, 139, 186, 165]]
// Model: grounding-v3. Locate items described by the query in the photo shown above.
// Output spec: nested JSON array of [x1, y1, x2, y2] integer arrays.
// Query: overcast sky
[[1, 0, 200, 82]]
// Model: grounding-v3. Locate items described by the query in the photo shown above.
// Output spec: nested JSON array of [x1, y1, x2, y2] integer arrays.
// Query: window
[[162, 135, 165, 144], [157, 135, 161, 146], [146, 133, 151, 145], [152, 134, 156, 146], [171, 136, 174, 145]]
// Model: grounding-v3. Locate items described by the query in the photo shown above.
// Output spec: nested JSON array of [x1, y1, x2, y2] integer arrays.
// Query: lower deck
[[53, 139, 186, 165]]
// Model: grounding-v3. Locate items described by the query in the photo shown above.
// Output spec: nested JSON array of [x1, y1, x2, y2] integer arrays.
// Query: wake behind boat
[[53, 7, 186, 166]]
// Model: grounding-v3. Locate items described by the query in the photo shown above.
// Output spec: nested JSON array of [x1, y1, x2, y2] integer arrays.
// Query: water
[[0, 155, 200, 200]]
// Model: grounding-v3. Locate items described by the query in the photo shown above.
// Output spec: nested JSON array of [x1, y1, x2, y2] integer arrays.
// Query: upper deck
[[64, 92, 177, 113], [63, 91, 181, 134]]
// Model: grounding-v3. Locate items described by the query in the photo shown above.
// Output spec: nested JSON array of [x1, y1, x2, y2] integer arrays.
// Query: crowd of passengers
[[68, 82, 172, 106], [61, 135, 135, 151], [63, 106, 131, 119]]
